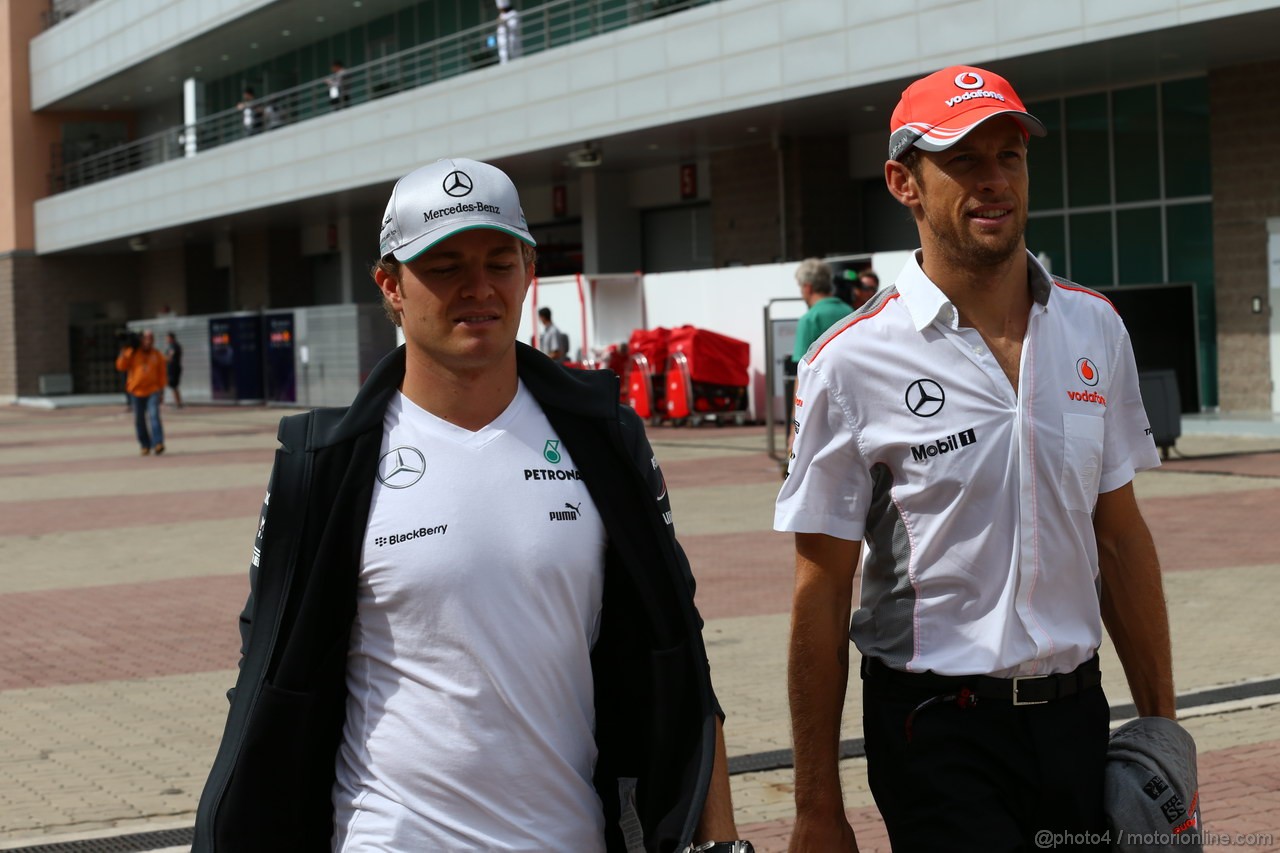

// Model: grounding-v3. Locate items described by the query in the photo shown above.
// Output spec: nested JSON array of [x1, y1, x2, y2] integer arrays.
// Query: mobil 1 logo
[[911, 427, 978, 463]]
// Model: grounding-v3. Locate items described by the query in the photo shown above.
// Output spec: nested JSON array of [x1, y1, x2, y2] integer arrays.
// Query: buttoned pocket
[[1061, 413, 1105, 512]]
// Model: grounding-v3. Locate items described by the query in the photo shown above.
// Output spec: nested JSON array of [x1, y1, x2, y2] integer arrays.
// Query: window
[[1163, 78, 1211, 198], [1113, 86, 1160, 203], [1116, 207, 1163, 284], [1065, 93, 1110, 207], [1026, 78, 1215, 405]]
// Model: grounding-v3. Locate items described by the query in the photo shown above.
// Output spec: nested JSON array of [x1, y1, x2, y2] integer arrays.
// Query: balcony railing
[[41, 0, 97, 30], [47, 0, 717, 194]]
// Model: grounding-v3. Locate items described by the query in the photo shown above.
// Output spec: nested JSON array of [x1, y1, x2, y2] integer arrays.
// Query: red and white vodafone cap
[[888, 65, 1046, 161]]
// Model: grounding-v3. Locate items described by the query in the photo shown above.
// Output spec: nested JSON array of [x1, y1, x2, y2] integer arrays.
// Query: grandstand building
[[3, 0, 1279, 411]]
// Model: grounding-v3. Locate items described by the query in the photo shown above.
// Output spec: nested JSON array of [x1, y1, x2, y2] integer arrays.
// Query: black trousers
[[862, 661, 1110, 852]]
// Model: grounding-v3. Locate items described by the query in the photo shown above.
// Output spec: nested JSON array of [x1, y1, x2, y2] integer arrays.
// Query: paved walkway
[[0, 404, 1277, 850]]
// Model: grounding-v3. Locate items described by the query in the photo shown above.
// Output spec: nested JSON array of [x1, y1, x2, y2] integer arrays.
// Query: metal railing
[[41, 0, 97, 30], [47, 0, 718, 194]]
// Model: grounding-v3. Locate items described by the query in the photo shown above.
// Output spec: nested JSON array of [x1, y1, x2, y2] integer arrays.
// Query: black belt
[[862, 655, 1102, 706]]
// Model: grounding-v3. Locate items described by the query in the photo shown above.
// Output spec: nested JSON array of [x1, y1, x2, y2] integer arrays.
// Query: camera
[[115, 328, 141, 349]]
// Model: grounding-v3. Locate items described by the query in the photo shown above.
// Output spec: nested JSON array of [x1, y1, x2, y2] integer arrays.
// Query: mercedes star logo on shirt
[[442, 170, 473, 197], [905, 379, 946, 417], [377, 446, 426, 488]]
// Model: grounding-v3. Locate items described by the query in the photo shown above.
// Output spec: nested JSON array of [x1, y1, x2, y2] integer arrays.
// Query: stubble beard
[[924, 207, 1027, 271]]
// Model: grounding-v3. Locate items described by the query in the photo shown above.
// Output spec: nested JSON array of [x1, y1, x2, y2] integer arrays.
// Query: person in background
[[116, 330, 167, 456], [779, 64, 1175, 851], [495, 1, 522, 64], [236, 88, 262, 136], [537, 306, 570, 363], [853, 270, 879, 309], [195, 157, 746, 853], [326, 60, 348, 109], [165, 332, 184, 409], [791, 258, 852, 363]]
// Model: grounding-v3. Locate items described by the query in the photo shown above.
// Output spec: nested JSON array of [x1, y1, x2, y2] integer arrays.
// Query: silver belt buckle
[[1012, 674, 1050, 706]]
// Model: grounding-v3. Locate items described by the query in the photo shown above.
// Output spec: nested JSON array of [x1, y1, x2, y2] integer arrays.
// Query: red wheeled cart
[[623, 327, 671, 420], [662, 326, 750, 426]]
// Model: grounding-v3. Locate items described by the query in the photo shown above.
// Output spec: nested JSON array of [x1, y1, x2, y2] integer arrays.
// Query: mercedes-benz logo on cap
[[442, 170, 473, 197], [954, 71, 984, 90], [905, 379, 945, 417], [377, 446, 426, 489]]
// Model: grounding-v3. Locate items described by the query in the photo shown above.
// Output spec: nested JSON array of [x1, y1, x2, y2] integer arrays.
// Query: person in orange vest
[[115, 329, 167, 455]]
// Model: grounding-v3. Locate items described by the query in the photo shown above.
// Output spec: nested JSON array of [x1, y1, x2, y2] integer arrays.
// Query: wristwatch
[[687, 842, 755, 853]]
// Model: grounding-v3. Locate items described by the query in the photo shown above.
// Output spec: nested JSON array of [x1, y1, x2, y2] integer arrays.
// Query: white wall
[[516, 252, 915, 418]]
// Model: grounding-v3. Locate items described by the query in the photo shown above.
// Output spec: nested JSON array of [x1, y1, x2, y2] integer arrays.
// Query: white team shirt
[[332, 382, 607, 851], [775, 251, 1160, 677]]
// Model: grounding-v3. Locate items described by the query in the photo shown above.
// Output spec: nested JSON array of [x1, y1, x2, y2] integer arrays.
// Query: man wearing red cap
[[778, 67, 1177, 850]]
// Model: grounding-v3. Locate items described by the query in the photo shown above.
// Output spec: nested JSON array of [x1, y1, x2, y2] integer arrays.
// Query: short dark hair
[[538, 307, 552, 321], [896, 147, 924, 184]]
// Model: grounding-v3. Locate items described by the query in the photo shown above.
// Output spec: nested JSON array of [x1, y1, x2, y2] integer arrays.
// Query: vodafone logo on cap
[[954, 71, 984, 90]]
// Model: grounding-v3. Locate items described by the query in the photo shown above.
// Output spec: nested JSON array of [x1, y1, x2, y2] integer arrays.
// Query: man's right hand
[[788, 812, 858, 852], [787, 532, 862, 853]]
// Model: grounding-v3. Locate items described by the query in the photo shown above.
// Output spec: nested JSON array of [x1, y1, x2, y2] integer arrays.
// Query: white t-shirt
[[776, 251, 1160, 677], [332, 382, 607, 851]]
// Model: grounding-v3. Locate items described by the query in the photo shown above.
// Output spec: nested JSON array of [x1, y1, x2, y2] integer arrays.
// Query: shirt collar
[[895, 249, 1055, 332]]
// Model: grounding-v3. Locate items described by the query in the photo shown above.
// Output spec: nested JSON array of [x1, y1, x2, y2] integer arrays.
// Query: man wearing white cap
[[779, 67, 1177, 850], [196, 158, 746, 852]]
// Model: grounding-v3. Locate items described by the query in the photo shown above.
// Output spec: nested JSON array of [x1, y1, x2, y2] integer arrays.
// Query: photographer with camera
[[115, 329, 167, 455]]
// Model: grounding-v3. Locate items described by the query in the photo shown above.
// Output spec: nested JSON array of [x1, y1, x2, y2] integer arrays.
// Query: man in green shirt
[[792, 258, 852, 362]]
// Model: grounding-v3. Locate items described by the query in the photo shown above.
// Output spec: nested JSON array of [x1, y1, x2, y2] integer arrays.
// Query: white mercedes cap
[[378, 157, 535, 262]]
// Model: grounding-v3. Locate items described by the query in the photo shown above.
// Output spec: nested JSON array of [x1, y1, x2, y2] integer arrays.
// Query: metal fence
[[47, 0, 717, 194], [41, 0, 97, 30]]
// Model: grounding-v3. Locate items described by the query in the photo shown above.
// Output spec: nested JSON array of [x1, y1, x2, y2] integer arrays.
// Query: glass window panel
[[349, 28, 366, 67], [1068, 211, 1114, 286], [1166, 202, 1213, 296], [1163, 77, 1211, 198], [1116, 207, 1163, 284], [458, 0, 481, 31], [272, 54, 296, 89], [1166, 202, 1215, 406], [327, 35, 348, 68], [1026, 98, 1063, 211], [399, 8, 417, 51], [417, 2, 436, 44], [437, 2, 457, 35], [297, 46, 313, 87], [1112, 86, 1160, 203], [1026, 215, 1066, 278], [1066, 93, 1111, 207], [367, 14, 395, 42]]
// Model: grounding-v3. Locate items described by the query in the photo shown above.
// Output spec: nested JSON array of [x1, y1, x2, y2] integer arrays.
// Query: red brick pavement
[[0, 575, 245, 690], [0, 447, 274, 477], [1160, 451, 1280, 479], [1139, 487, 1280, 573], [0, 486, 264, 536], [740, 735, 1280, 852], [684, 531, 794, 620], [660, 452, 783, 489]]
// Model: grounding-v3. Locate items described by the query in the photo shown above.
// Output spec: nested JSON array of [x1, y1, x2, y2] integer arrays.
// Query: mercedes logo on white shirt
[[442, 170, 473, 197], [377, 446, 426, 489], [905, 379, 946, 417]]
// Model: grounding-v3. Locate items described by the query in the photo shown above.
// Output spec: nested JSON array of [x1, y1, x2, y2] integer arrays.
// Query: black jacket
[[194, 343, 720, 852]]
